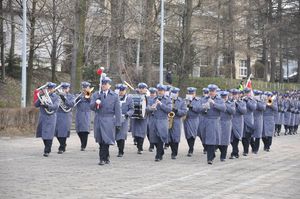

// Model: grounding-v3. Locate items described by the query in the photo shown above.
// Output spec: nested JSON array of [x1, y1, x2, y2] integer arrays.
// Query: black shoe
[[117, 153, 123, 157], [134, 141, 137, 145], [81, 147, 85, 151], [265, 149, 270, 152], [155, 158, 160, 162], [207, 160, 213, 165], [149, 148, 154, 152], [229, 155, 235, 159], [98, 160, 105, 166], [252, 151, 258, 154], [203, 150, 207, 154], [105, 160, 110, 164], [43, 153, 49, 157], [171, 155, 176, 160], [137, 150, 142, 154], [57, 150, 63, 154], [243, 152, 248, 156], [187, 152, 193, 157], [220, 158, 225, 162]]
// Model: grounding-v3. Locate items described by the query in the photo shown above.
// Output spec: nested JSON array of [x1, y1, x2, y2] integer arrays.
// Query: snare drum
[[130, 94, 147, 119]]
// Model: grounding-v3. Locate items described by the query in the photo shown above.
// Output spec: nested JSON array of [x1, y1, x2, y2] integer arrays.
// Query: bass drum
[[130, 94, 147, 119]]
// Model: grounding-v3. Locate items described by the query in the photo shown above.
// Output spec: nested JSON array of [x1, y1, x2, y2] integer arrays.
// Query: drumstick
[[124, 80, 135, 90]]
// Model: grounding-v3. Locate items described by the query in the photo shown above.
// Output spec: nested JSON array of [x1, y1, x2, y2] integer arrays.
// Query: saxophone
[[168, 99, 175, 129]]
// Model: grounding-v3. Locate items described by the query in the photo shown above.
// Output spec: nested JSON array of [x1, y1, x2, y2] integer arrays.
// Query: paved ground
[[0, 131, 299, 199]]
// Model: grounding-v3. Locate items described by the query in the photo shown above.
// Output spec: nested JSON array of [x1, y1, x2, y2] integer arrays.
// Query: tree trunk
[[213, 0, 221, 77], [246, 0, 252, 77], [268, 0, 276, 82], [0, 0, 5, 81], [110, 0, 125, 83], [51, 0, 57, 82], [278, 0, 283, 83], [178, 0, 193, 87], [8, 0, 15, 70], [228, 0, 235, 72], [142, 0, 155, 84], [26, 0, 37, 106], [71, 0, 88, 92]]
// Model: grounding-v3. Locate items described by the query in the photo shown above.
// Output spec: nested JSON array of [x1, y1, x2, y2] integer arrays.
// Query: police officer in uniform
[[219, 91, 235, 161], [198, 88, 209, 154], [115, 84, 134, 157], [229, 89, 247, 159], [250, 90, 266, 154], [35, 82, 60, 157], [262, 91, 278, 152], [75, 81, 92, 151], [147, 87, 157, 152], [184, 87, 201, 157], [90, 77, 121, 165], [168, 87, 187, 159], [242, 88, 257, 156], [131, 83, 149, 154], [147, 84, 172, 161], [55, 82, 75, 154], [200, 84, 226, 164]]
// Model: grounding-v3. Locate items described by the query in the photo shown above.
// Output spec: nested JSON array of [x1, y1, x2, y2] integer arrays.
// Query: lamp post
[[159, 0, 164, 84], [21, 0, 27, 107]]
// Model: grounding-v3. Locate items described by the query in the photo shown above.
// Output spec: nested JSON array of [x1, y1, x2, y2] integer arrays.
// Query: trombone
[[74, 87, 94, 107]]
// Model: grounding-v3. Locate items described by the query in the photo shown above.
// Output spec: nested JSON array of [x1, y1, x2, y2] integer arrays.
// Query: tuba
[[37, 83, 54, 114], [168, 99, 175, 129]]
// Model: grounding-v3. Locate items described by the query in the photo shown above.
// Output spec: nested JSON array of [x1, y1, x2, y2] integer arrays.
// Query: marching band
[[34, 76, 300, 165]]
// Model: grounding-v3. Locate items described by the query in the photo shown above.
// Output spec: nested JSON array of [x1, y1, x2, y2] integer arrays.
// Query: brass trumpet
[[84, 87, 94, 98]]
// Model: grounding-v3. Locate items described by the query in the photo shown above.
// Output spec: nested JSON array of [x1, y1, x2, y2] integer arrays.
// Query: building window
[[239, 60, 247, 77]]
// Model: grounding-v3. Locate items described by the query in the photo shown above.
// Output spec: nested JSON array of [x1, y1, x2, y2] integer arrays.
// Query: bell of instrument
[[267, 98, 273, 106], [84, 87, 94, 98]]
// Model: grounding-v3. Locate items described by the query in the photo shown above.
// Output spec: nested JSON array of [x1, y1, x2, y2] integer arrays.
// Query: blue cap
[[253, 90, 262, 95], [187, 87, 197, 93], [101, 77, 112, 84], [171, 87, 180, 93], [47, 82, 56, 89], [61, 82, 70, 89], [231, 89, 240, 95], [138, 82, 148, 89], [208, 84, 218, 91], [220, 91, 229, 96], [265, 91, 273, 96], [243, 87, 251, 93], [202, 88, 209, 94], [166, 85, 172, 91], [156, 84, 167, 91], [149, 87, 157, 93], [81, 81, 91, 88], [119, 84, 127, 91], [115, 83, 122, 89]]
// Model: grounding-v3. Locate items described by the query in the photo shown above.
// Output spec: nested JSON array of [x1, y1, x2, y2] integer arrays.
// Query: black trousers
[[275, 124, 281, 134], [262, 136, 272, 150], [135, 136, 144, 151], [250, 137, 260, 152], [78, 131, 89, 149], [187, 137, 195, 153], [117, 139, 125, 154], [242, 132, 251, 154], [57, 137, 67, 151], [43, 139, 53, 153], [169, 142, 179, 156], [99, 143, 110, 161], [218, 145, 228, 160], [206, 145, 216, 161], [155, 140, 164, 160], [231, 136, 240, 157]]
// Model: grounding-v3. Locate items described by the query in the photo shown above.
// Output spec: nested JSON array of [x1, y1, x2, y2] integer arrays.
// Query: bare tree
[[71, 0, 88, 92], [0, 0, 5, 81]]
